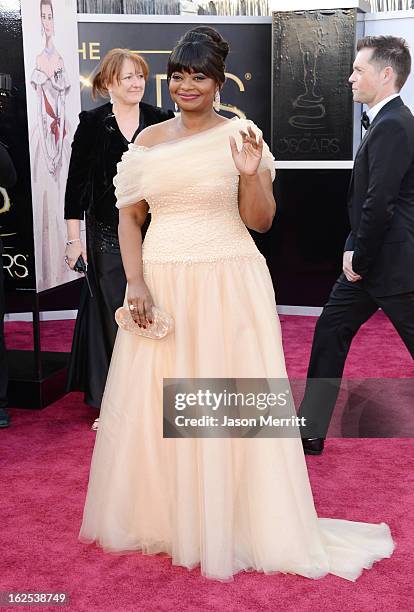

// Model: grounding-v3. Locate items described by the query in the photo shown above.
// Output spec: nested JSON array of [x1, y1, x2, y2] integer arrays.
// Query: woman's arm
[[65, 218, 87, 268], [64, 111, 95, 266], [64, 111, 93, 220], [116, 123, 168, 325], [230, 126, 276, 233], [238, 170, 275, 233], [118, 202, 154, 327]]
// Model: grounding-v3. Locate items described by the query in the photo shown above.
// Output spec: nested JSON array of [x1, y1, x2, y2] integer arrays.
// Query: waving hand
[[229, 126, 263, 176]]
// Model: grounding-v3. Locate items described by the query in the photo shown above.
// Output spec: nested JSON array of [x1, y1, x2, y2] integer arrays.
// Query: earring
[[174, 102, 179, 113], [213, 90, 221, 112], [108, 89, 113, 104]]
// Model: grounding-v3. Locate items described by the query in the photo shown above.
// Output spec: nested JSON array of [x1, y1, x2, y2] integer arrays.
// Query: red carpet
[[279, 311, 414, 378], [1, 312, 413, 611], [5, 310, 414, 377]]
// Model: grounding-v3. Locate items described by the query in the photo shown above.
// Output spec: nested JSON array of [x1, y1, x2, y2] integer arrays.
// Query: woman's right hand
[[65, 240, 87, 269], [127, 279, 154, 328]]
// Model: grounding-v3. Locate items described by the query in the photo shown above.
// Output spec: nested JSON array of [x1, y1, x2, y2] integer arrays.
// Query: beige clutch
[[115, 306, 174, 339]]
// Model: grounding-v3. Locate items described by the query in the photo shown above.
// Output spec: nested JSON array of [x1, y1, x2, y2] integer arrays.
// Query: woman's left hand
[[229, 126, 263, 176]]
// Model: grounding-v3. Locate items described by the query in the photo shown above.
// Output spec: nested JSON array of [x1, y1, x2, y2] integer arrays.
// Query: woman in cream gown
[[79, 28, 394, 582]]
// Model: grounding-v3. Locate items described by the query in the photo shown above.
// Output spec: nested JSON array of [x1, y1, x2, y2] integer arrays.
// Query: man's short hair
[[357, 35, 411, 91]]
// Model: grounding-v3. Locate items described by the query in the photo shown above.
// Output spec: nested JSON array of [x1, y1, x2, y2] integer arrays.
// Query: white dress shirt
[[366, 93, 400, 124]]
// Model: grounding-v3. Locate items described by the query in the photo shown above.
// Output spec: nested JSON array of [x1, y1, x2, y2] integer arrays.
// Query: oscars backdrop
[[77, 19, 272, 142], [272, 9, 356, 161], [0, 0, 35, 292], [21, 0, 81, 292]]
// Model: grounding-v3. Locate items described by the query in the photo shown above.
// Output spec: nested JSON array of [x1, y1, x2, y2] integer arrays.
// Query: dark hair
[[92, 48, 149, 100], [40, 0, 53, 17], [357, 35, 411, 91], [167, 27, 229, 87]]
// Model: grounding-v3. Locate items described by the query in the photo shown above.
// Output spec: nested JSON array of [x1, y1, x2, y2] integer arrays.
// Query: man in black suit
[[0, 140, 17, 427], [300, 35, 414, 455]]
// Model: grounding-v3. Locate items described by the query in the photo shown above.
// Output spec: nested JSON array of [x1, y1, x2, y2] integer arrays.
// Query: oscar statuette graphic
[[273, 9, 355, 161], [289, 23, 326, 131]]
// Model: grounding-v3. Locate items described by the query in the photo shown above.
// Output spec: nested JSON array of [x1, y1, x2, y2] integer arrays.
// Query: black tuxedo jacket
[[344, 96, 414, 297], [64, 101, 174, 227]]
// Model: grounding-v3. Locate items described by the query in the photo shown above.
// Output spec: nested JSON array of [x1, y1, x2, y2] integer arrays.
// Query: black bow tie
[[361, 111, 370, 130]]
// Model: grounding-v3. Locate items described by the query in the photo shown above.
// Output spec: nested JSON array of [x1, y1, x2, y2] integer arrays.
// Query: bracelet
[[66, 238, 81, 245]]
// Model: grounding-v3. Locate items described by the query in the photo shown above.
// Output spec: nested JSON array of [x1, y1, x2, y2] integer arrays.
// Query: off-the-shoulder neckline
[[131, 116, 249, 152], [31, 67, 68, 91], [33, 66, 65, 78]]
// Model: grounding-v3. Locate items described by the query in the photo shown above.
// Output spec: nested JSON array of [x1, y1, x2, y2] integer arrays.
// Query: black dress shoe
[[0, 407, 10, 428], [302, 438, 324, 455]]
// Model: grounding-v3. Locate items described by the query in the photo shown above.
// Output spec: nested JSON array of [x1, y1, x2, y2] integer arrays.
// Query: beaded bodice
[[143, 176, 262, 264], [114, 118, 276, 265]]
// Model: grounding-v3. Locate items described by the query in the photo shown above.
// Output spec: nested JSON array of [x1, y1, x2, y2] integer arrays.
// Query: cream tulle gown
[[79, 118, 394, 581]]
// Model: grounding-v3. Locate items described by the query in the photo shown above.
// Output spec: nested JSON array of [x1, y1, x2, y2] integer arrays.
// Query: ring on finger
[[129, 304, 136, 311]]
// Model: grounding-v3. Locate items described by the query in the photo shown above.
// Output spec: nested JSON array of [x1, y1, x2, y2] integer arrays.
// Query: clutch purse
[[115, 305, 174, 339]]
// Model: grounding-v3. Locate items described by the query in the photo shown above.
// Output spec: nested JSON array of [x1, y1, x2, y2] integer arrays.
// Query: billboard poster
[[272, 9, 356, 161], [21, 0, 81, 292]]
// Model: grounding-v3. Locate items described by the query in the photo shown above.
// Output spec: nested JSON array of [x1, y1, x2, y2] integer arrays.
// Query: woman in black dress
[[64, 48, 174, 429]]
